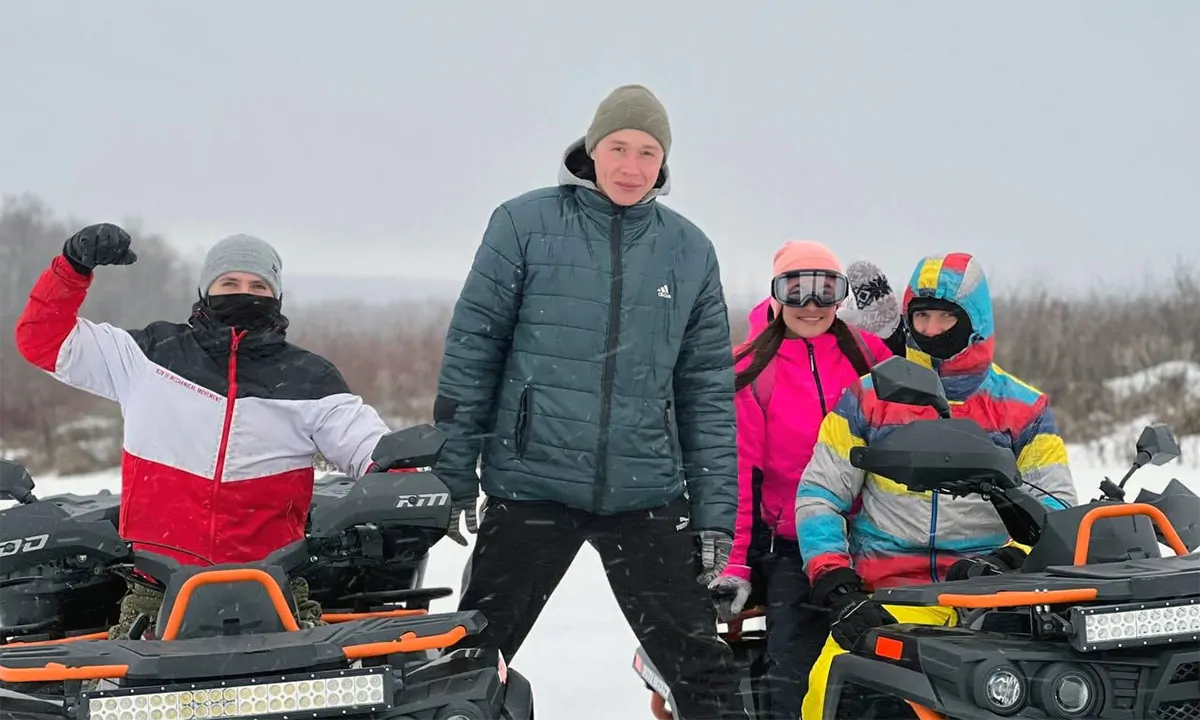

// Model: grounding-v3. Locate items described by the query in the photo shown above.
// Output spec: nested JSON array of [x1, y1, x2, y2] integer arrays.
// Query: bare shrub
[[0, 194, 197, 472], [287, 299, 453, 425], [4, 194, 1197, 475], [990, 263, 1200, 440]]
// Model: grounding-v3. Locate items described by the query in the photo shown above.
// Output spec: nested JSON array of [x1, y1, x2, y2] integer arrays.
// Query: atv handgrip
[[1074, 502, 1189, 565], [159, 569, 301, 641]]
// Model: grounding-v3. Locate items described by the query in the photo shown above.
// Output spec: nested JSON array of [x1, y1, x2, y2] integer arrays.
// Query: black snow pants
[[750, 537, 830, 720], [456, 495, 746, 720]]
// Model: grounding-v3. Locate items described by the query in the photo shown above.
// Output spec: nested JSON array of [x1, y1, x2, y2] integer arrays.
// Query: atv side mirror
[[1135, 424, 1181, 467], [0, 459, 36, 504], [1117, 423, 1182, 490], [869, 356, 952, 419], [370, 424, 446, 471]]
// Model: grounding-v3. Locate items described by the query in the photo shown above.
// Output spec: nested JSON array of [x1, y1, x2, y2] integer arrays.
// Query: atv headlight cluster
[[1069, 597, 1200, 651], [81, 666, 392, 720], [973, 661, 1027, 715]]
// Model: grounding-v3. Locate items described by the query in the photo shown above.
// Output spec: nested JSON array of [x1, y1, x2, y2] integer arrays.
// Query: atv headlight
[[1069, 597, 1200, 651], [1031, 663, 1099, 718], [971, 661, 1027, 716], [81, 666, 392, 719]]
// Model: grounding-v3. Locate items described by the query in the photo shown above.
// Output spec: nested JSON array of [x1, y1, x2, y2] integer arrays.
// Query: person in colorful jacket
[[794, 251, 1077, 720], [707, 241, 897, 720], [14, 224, 392, 638]]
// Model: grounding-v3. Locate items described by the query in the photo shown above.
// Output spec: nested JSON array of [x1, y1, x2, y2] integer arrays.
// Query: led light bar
[[81, 665, 393, 720], [1069, 597, 1200, 652]]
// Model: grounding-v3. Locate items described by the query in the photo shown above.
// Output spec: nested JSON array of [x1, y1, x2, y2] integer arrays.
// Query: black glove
[[812, 567, 897, 651], [882, 322, 909, 358], [945, 546, 1027, 582], [62, 223, 137, 274]]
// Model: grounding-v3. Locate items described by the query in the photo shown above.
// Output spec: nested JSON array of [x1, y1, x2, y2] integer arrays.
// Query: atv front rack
[[874, 553, 1200, 608], [0, 611, 482, 684]]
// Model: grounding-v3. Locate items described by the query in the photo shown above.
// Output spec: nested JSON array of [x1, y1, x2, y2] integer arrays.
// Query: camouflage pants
[[107, 575, 325, 639]]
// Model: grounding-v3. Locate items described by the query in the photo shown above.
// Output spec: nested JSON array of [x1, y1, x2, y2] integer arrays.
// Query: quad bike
[[636, 356, 1200, 720], [0, 424, 534, 720], [0, 455, 450, 646]]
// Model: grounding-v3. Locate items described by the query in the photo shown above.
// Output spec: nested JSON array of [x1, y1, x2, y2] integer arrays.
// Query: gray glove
[[696, 530, 733, 585], [838, 260, 901, 338], [708, 573, 752, 622], [446, 496, 479, 547]]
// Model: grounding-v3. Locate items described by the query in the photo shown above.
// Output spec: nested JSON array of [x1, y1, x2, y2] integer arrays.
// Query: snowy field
[[8, 429, 1198, 720]]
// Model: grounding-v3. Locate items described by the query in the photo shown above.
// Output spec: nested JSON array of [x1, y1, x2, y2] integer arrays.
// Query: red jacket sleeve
[[15, 256, 93, 371], [14, 256, 145, 403]]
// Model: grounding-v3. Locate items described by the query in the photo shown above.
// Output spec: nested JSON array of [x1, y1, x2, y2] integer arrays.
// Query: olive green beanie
[[584, 84, 672, 160]]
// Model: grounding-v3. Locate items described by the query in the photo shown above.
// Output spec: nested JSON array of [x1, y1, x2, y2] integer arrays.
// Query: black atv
[[0, 424, 533, 720], [0, 449, 452, 647], [637, 356, 1200, 720]]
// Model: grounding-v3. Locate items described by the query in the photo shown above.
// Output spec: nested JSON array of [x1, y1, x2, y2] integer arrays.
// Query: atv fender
[[825, 651, 959, 719], [501, 667, 534, 720]]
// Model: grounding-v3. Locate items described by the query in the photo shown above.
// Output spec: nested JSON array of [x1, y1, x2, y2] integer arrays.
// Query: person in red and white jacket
[[14, 223, 391, 635]]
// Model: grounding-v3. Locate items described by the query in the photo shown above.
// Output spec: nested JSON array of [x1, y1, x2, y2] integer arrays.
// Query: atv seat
[[1043, 552, 1200, 580]]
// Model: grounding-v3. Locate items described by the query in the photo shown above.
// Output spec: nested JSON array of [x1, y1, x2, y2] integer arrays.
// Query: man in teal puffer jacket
[[434, 84, 744, 718]]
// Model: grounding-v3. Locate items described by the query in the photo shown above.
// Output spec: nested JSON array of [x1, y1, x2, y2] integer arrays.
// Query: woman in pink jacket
[[709, 240, 897, 720]]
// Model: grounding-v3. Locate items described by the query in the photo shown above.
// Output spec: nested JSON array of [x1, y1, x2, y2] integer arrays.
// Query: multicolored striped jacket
[[795, 252, 1077, 591]]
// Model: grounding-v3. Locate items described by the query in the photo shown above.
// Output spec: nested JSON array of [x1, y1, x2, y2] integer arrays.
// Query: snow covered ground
[[1104, 360, 1200, 400], [10, 433, 1198, 720]]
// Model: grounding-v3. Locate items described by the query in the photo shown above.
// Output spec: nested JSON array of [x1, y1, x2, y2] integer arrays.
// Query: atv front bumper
[[0, 648, 533, 720], [827, 624, 1200, 720]]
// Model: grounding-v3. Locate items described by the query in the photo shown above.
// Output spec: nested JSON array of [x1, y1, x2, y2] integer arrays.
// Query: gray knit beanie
[[584, 84, 672, 159], [197, 234, 283, 298]]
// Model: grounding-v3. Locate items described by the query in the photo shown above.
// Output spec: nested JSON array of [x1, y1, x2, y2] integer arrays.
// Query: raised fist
[[62, 223, 137, 274]]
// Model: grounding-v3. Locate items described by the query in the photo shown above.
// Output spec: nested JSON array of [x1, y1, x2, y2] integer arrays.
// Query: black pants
[[753, 538, 829, 720], [457, 496, 746, 720]]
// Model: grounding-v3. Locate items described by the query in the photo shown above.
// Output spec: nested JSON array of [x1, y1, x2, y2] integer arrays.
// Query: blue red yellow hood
[[901, 252, 995, 399]]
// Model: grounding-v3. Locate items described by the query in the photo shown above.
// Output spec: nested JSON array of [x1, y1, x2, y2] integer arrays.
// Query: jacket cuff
[[52, 254, 94, 285], [721, 564, 752, 582]]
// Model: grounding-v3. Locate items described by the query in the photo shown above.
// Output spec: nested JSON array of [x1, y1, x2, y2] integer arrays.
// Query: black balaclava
[[203, 293, 282, 332], [908, 297, 974, 360]]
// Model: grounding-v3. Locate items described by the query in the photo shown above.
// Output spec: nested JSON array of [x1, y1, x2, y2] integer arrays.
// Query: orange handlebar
[[937, 588, 1098, 608], [1074, 503, 1189, 565]]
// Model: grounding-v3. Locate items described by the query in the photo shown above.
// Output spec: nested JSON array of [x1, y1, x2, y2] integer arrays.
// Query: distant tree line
[[2, 195, 1196, 474]]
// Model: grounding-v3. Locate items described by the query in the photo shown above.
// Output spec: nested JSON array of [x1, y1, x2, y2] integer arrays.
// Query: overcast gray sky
[[2, 1, 1197, 303]]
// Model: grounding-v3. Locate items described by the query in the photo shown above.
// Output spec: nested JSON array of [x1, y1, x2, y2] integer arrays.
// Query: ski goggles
[[770, 270, 850, 308]]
